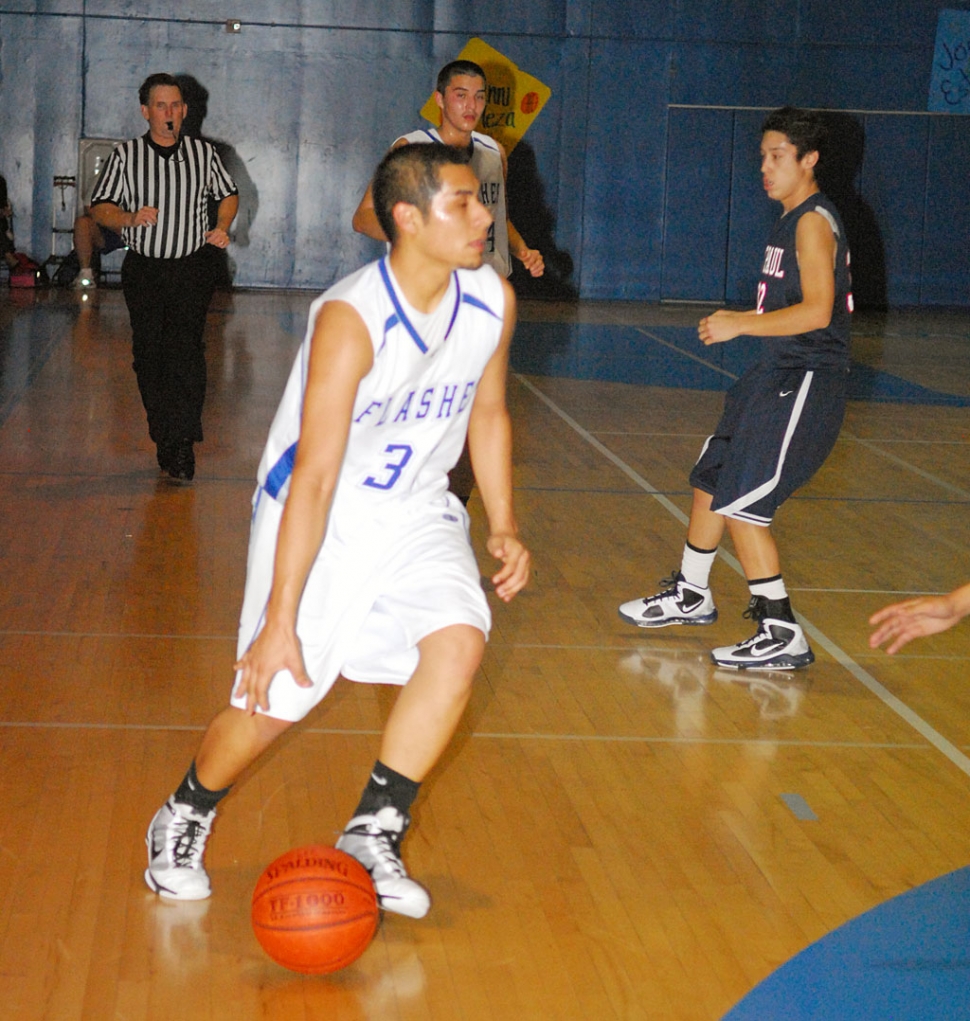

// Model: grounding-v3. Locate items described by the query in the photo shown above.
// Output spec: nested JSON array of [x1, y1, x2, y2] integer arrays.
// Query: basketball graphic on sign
[[520, 92, 540, 114]]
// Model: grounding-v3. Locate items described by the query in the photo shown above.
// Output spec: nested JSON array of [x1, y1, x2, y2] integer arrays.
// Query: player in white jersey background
[[353, 59, 544, 504], [352, 59, 545, 280], [144, 143, 530, 919]]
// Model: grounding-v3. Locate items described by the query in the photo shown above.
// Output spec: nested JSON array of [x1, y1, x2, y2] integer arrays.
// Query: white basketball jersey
[[257, 257, 505, 524], [397, 129, 511, 277]]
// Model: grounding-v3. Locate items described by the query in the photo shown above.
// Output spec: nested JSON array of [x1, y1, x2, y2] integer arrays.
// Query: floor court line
[[633, 325, 739, 381], [842, 437, 970, 446], [515, 372, 970, 779], [789, 587, 949, 594], [848, 437, 970, 499], [0, 719, 934, 750], [0, 631, 962, 664], [597, 431, 970, 448]]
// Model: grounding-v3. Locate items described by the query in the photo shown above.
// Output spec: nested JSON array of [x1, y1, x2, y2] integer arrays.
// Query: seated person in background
[[74, 208, 125, 288], [0, 174, 19, 271]]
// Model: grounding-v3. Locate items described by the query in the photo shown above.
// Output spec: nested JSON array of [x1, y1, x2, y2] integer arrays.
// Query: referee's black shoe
[[156, 441, 176, 474], [168, 439, 196, 481]]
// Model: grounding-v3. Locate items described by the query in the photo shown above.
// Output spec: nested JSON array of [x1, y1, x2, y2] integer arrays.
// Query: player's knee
[[226, 704, 294, 751], [457, 623, 486, 661], [255, 711, 295, 740], [422, 624, 485, 693]]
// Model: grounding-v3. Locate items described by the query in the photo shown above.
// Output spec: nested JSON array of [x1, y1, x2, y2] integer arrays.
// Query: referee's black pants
[[122, 247, 216, 450]]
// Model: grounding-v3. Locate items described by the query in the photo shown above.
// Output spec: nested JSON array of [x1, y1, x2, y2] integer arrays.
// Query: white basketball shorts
[[229, 487, 491, 722]]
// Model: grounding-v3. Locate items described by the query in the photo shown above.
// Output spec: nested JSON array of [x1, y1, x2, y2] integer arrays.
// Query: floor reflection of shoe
[[746, 676, 810, 719], [361, 950, 427, 1013], [620, 649, 710, 698], [150, 896, 211, 969], [712, 669, 811, 718]]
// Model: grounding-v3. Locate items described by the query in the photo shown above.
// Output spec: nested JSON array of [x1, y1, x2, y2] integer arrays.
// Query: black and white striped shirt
[[90, 133, 237, 260]]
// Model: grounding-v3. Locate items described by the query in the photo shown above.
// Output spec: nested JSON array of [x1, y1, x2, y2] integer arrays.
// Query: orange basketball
[[520, 91, 540, 114], [251, 845, 379, 974]]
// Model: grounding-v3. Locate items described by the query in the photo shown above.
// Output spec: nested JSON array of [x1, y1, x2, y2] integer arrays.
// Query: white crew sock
[[748, 575, 788, 601], [680, 543, 717, 589]]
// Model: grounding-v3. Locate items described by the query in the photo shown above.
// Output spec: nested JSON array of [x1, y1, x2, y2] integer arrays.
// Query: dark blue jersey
[[756, 192, 852, 370]]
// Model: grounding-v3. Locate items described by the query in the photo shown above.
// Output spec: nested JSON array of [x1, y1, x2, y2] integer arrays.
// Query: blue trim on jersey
[[461, 292, 501, 319], [379, 259, 427, 353], [264, 441, 298, 499], [378, 257, 460, 354], [444, 276, 461, 339], [378, 315, 396, 357]]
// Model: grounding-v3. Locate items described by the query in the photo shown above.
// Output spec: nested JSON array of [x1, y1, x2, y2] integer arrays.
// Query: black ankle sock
[[764, 596, 796, 623], [752, 594, 796, 623], [173, 761, 231, 814], [352, 760, 420, 820]]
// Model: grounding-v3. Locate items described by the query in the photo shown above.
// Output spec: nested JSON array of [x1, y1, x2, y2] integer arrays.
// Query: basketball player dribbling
[[619, 106, 853, 671], [144, 143, 530, 918]]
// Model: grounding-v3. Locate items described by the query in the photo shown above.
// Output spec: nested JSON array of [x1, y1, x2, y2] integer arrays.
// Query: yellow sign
[[419, 37, 551, 154]]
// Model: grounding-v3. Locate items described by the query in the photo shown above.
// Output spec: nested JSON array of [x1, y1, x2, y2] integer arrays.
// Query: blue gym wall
[[1, 0, 968, 306]]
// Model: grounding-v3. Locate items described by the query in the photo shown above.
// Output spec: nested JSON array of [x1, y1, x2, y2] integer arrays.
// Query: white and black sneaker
[[336, 806, 431, 919], [711, 596, 814, 670], [145, 797, 215, 900], [619, 571, 718, 628]]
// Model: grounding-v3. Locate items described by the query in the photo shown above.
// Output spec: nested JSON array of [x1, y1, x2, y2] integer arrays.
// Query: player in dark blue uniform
[[620, 106, 853, 669]]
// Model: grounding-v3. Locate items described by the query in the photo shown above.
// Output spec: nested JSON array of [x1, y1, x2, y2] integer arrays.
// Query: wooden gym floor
[[0, 286, 968, 1019]]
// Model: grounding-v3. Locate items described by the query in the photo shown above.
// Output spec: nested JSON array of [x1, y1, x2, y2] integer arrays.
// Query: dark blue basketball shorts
[[689, 365, 846, 526]]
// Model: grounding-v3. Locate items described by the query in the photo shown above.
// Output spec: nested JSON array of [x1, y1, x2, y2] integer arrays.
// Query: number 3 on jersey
[[363, 443, 413, 490]]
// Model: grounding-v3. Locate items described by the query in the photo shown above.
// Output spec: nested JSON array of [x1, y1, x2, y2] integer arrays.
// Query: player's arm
[[351, 182, 387, 241], [507, 219, 544, 276], [233, 300, 374, 712], [699, 210, 836, 345], [466, 280, 530, 602], [869, 582, 970, 655], [497, 141, 544, 277], [352, 139, 410, 240]]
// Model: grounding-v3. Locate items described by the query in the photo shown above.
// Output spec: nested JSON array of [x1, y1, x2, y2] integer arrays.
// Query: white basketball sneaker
[[145, 797, 215, 900], [619, 571, 718, 628], [711, 596, 815, 670], [336, 806, 431, 919]]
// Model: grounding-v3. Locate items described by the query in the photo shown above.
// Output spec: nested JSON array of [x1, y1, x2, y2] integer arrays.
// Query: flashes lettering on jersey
[[354, 379, 480, 427]]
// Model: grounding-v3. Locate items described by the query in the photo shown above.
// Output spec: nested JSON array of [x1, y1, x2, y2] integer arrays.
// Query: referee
[[91, 72, 238, 480]]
